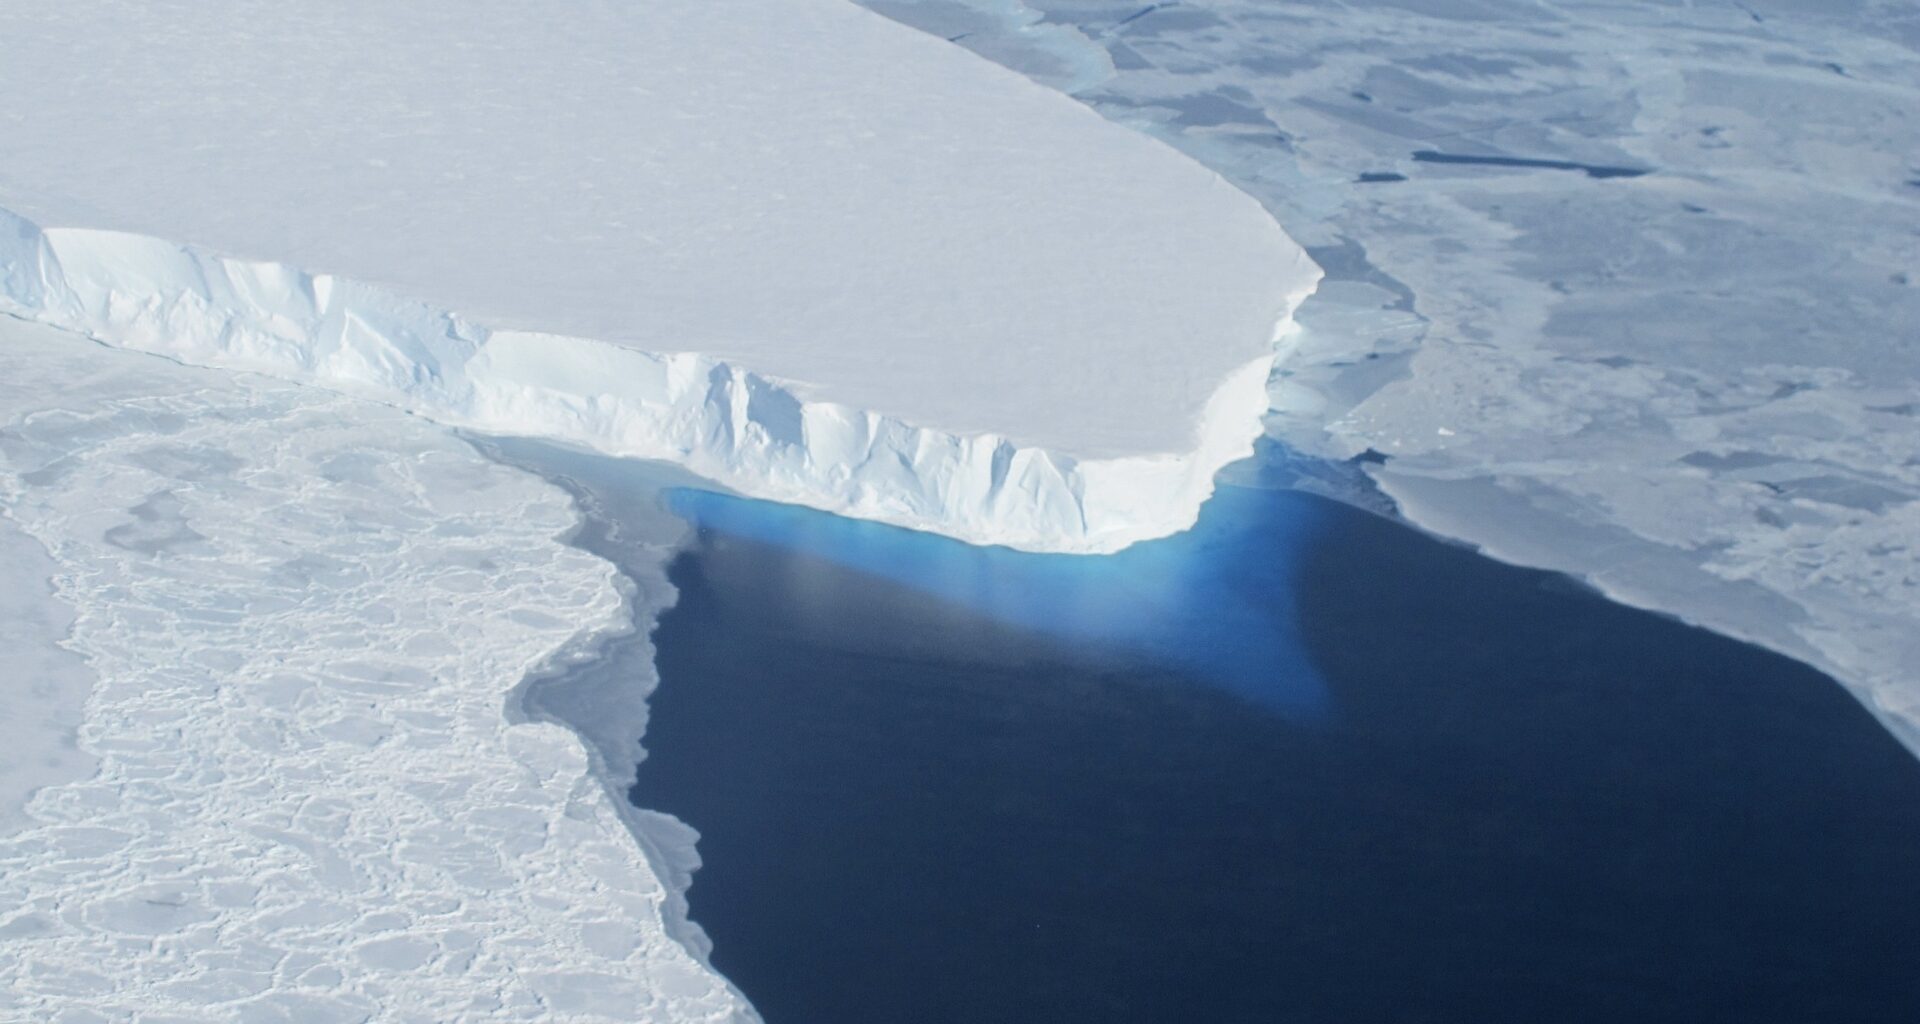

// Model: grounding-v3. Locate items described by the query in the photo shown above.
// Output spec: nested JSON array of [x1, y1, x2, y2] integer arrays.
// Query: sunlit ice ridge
[[0, 0, 1318, 555], [667, 442, 1336, 721]]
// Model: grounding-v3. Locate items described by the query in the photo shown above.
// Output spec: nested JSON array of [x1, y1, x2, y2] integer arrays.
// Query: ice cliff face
[[0, 209, 1315, 554], [0, 0, 1322, 553]]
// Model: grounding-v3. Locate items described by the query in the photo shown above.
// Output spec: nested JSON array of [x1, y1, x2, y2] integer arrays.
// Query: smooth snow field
[[0, 319, 750, 1022], [861, 0, 1920, 755], [523, 441, 1920, 1024], [0, 0, 1317, 553]]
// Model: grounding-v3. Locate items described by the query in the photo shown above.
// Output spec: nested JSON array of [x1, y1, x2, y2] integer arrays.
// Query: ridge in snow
[[0, 0, 1319, 552]]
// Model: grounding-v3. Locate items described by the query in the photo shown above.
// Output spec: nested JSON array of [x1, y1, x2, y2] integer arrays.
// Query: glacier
[[0, 0, 1318, 554]]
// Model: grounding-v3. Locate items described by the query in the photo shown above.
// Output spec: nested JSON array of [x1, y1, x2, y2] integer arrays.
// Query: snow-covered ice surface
[[866, 0, 1920, 753], [0, 0, 1318, 553], [0, 318, 750, 1022]]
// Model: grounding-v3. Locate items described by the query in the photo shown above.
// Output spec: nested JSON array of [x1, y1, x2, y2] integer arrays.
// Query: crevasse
[[0, 206, 1317, 554]]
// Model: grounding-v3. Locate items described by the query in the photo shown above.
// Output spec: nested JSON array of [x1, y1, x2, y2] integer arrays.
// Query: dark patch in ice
[[1412, 150, 1652, 179], [103, 490, 206, 556], [1366, 0, 1520, 21], [1356, 172, 1408, 183], [1682, 451, 1784, 471], [744, 377, 806, 448], [1350, 90, 1373, 103], [1349, 448, 1390, 466], [1169, 91, 1273, 128], [1236, 440, 1399, 518], [119, 444, 244, 481], [1314, 349, 1418, 420], [1108, 42, 1154, 71], [1295, 96, 1445, 140], [1238, 53, 1319, 76], [319, 451, 392, 487], [1111, 5, 1225, 35], [273, 552, 368, 591], [0, 913, 54, 940], [1109, 4, 1166, 33], [17, 456, 79, 487], [1402, 54, 1525, 78], [1771, 476, 1913, 512], [1304, 238, 1419, 312]]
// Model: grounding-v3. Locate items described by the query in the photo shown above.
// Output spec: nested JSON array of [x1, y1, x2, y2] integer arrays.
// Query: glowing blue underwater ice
[[667, 464, 1335, 721]]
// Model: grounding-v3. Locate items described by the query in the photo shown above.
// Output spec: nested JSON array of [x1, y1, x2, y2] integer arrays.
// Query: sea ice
[[0, 0, 1317, 553], [871, 0, 1920, 754], [0, 516, 94, 836], [0, 318, 750, 1022]]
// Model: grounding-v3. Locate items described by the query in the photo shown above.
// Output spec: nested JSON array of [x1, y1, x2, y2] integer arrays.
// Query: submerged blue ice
[[667, 465, 1335, 720]]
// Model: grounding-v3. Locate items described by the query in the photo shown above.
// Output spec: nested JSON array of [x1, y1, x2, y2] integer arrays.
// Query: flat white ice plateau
[[0, 0, 1316, 553]]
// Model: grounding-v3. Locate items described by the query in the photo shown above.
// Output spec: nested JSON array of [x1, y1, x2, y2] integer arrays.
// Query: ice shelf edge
[[0, 206, 1320, 554]]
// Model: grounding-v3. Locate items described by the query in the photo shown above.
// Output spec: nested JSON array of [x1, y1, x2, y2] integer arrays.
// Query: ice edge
[[504, 559, 755, 1017], [0, 206, 1320, 554]]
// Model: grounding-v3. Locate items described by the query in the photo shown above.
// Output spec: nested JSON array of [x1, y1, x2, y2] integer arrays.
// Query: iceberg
[[0, 0, 1317, 553]]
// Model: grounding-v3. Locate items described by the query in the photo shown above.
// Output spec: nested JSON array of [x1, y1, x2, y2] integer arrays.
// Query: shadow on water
[[626, 449, 1920, 1024]]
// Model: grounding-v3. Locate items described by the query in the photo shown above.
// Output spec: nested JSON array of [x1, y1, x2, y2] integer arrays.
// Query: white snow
[[0, 317, 750, 1022], [0, 0, 1317, 554]]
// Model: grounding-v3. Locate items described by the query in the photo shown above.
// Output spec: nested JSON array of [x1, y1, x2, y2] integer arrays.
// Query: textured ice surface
[[870, 0, 1920, 752], [0, 0, 1318, 553], [0, 319, 750, 1022], [0, 515, 94, 836]]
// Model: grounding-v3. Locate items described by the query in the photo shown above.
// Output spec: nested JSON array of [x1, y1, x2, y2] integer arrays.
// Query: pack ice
[[0, 0, 1316, 553], [0, 316, 754, 1021]]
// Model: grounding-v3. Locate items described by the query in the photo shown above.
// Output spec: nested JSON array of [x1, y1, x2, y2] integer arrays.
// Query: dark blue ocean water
[[623, 454, 1920, 1024]]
